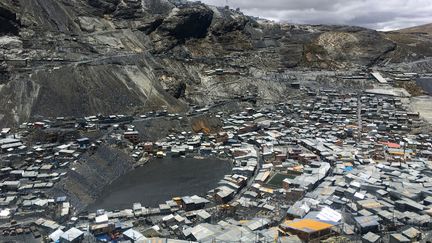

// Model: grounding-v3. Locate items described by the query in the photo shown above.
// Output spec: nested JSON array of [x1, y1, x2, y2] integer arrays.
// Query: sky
[[198, 0, 432, 31]]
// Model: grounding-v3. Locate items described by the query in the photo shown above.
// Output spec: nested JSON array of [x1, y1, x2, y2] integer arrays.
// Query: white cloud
[[197, 0, 432, 30]]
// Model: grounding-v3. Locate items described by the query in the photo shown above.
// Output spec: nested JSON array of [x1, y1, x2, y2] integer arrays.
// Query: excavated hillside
[[383, 25, 432, 70], [0, 0, 431, 126]]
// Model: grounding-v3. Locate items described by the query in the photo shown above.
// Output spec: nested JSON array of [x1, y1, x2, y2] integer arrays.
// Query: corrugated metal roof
[[371, 72, 388, 84]]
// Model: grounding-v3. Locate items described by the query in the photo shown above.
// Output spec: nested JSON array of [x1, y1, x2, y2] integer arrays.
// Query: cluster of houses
[[1, 87, 432, 242], [0, 125, 93, 217]]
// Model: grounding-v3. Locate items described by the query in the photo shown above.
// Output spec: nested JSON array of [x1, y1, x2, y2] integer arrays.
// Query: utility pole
[[402, 140, 406, 163], [357, 93, 362, 143]]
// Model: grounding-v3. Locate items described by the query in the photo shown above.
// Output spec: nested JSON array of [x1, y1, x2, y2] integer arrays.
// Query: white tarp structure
[[95, 214, 109, 223], [371, 72, 388, 84], [49, 229, 64, 242], [0, 209, 10, 217], [300, 203, 310, 213], [354, 192, 366, 200], [317, 207, 342, 223], [123, 228, 146, 241]]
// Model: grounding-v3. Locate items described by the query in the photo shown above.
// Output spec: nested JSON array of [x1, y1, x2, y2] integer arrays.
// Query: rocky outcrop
[[156, 4, 214, 40], [210, 8, 251, 36], [136, 17, 164, 34], [148, 4, 214, 52], [88, 0, 120, 14], [113, 0, 145, 19], [0, 63, 9, 84], [142, 0, 174, 15], [0, 3, 20, 35], [76, 16, 114, 32], [305, 28, 396, 68], [88, 0, 172, 18]]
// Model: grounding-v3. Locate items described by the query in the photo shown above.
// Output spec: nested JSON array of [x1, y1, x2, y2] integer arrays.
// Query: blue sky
[[198, 0, 432, 30]]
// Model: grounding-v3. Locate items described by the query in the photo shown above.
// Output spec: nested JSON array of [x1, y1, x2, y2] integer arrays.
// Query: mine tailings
[[88, 156, 232, 211]]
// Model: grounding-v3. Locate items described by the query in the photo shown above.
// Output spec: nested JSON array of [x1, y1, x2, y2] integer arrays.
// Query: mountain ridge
[[397, 23, 432, 34]]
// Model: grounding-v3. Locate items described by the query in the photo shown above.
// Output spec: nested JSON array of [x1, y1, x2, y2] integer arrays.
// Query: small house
[[124, 131, 140, 144]]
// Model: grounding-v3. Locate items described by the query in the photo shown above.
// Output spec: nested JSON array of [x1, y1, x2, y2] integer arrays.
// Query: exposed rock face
[[113, 0, 145, 19], [175, 81, 187, 98], [88, 0, 120, 14], [307, 28, 396, 68], [210, 8, 250, 36], [29, 57, 185, 119], [142, 0, 174, 15], [149, 4, 214, 52], [0, 0, 430, 127], [76, 16, 114, 32], [136, 17, 164, 34], [0, 2, 20, 35], [157, 5, 213, 39]]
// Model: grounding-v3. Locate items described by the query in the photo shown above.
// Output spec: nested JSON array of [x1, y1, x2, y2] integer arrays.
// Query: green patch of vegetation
[[266, 173, 295, 188]]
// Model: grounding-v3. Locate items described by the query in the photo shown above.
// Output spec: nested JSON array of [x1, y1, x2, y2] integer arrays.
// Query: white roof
[[300, 203, 310, 213], [162, 214, 175, 221], [317, 207, 342, 223], [0, 137, 20, 145], [59, 149, 75, 154], [49, 229, 64, 242], [354, 192, 366, 200], [123, 228, 146, 241], [190, 224, 215, 241], [95, 214, 109, 223], [371, 72, 388, 84], [0, 209, 10, 217], [61, 227, 83, 241], [196, 210, 211, 219]]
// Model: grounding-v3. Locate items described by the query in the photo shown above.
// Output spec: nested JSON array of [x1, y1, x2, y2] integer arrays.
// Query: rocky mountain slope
[[399, 23, 432, 34], [383, 24, 432, 67], [0, 0, 431, 126]]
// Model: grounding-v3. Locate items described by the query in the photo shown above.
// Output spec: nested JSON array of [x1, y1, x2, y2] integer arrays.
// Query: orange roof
[[389, 151, 405, 156], [284, 219, 333, 233], [292, 165, 304, 171]]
